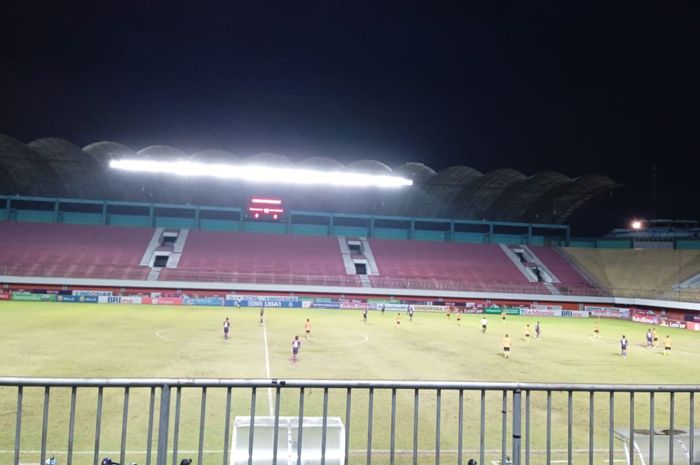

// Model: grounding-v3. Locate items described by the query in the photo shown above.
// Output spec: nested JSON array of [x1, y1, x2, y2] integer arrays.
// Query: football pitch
[[0, 301, 698, 465]]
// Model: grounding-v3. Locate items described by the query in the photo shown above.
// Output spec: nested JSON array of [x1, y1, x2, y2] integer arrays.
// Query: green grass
[[0, 301, 698, 465]]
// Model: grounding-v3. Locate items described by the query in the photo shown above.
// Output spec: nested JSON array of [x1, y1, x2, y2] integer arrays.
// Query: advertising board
[[11, 292, 56, 302], [97, 296, 143, 305], [73, 290, 113, 297], [520, 308, 562, 317], [585, 306, 631, 319], [561, 310, 590, 318], [56, 295, 99, 303], [484, 307, 521, 315]]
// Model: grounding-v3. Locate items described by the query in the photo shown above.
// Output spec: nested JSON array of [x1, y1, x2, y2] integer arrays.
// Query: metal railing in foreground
[[0, 378, 698, 465]]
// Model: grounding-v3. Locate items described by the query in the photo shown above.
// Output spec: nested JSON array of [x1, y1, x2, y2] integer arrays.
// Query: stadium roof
[[0, 134, 617, 223]]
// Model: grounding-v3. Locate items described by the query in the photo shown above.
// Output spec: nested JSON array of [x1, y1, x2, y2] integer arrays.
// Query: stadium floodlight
[[109, 159, 413, 188], [631, 220, 643, 230]]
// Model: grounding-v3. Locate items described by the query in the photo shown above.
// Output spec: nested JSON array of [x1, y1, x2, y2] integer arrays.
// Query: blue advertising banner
[[56, 295, 99, 303]]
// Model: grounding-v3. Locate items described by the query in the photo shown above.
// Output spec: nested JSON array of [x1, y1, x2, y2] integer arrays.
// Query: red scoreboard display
[[248, 198, 284, 220]]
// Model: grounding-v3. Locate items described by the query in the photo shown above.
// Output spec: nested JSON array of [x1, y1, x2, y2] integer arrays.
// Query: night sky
[[2, 2, 698, 235]]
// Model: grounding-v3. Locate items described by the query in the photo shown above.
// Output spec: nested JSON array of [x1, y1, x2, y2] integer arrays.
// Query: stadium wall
[[2, 277, 700, 329]]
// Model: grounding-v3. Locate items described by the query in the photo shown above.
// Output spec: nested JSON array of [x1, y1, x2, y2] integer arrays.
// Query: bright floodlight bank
[[109, 159, 413, 188]]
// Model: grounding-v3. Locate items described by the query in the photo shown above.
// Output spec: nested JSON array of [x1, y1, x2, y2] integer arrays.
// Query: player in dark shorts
[[645, 329, 653, 348], [291, 335, 301, 364], [502, 334, 512, 359], [363, 308, 368, 322], [501, 311, 506, 323], [304, 318, 311, 340], [408, 306, 414, 321], [535, 321, 541, 339], [620, 335, 628, 358], [223, 317, 230, 340], [395, 312, 401, 329], [664, 335, 672, 355], [259, 307, 265, 326]]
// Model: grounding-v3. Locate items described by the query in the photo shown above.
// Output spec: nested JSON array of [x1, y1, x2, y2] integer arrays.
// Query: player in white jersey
[[291, 335, 301, 364], [223, 317, 230, 340]]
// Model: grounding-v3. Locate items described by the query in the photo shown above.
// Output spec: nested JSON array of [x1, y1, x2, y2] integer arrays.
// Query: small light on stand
[[631, 220, 643, 230]]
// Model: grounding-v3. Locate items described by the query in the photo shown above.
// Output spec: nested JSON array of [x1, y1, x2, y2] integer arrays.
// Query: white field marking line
[[155, 328, 228, 348], [326, 330, 369, 347], [262, 321, 274, 416]]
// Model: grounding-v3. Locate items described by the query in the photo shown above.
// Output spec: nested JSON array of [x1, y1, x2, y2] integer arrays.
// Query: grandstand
[[563, 247, 700, 301]]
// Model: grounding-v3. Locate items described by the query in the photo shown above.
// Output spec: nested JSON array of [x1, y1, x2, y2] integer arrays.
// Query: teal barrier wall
[[155, 217, 197, 229], [243, 221, 287, 234], [569, 240, 597, 248], [333, 226, 368, 237], [108, 214, 152, 227], [290, 224, 329, 236], [414, 230, 446, 241], [596, 240, 632, 249], [200, 219, 240, 231], [0, 195, 571, 246], [59, 212, 103, 225], [491, 234, 525, 245], [452, 232, 488, 243], [15, 210, 54, 222], [676, 240, 700, 250], [373, 228, 409, 240]]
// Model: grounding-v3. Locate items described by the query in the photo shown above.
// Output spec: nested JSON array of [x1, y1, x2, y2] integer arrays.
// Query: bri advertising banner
[[97, 296, 143, 305], [561, 310, 590, 318]]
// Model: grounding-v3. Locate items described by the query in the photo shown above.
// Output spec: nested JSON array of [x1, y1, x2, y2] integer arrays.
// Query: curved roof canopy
[[0, 134, 616, 223]]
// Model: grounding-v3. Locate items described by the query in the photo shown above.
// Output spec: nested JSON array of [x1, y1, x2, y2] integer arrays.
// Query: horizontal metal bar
[[0, 378, 698, 392]]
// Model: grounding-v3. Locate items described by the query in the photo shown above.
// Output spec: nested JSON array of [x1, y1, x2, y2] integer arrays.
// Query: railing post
[[512, 389, 522, 465], [156, 385, 171, 465]]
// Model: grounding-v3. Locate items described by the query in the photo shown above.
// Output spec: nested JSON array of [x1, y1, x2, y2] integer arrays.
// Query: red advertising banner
[[0, 291, 11, 300], [142, 297, 184, 305]]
